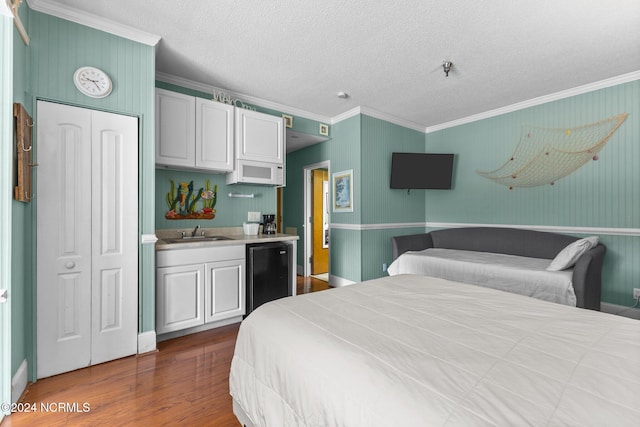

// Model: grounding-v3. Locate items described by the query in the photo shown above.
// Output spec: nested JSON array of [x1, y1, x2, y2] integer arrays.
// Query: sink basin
[[164, 235, 233, 244]]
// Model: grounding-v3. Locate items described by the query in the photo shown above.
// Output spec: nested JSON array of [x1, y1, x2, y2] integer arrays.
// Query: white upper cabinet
[[235, 108, 284, 164], [195, 98, 234, 171], [156, 88, 234, 172], [156, 89, 195, 168]]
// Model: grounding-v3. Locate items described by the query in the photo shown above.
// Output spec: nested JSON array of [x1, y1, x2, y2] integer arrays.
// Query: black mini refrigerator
[[246, 242, 291, 315]]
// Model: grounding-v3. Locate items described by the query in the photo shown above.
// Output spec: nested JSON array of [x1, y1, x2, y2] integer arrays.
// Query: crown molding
[[156, 71, 332, 124], [330, 106, 361, 124], [358, 106, 427, 133], [330, 106, 427, 133], [159, 69, 639, 133], [26, 0, 160, 46], [426, 70, 640, 133]]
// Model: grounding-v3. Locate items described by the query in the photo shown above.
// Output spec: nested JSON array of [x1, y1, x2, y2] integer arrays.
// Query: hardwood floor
[[2, 275, 330, 427]]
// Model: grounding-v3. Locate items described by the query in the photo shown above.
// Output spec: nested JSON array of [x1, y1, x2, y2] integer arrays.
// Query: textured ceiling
[[34, 0, 640, 128]]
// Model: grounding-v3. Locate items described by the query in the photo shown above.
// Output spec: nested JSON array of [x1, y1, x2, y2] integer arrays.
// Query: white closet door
[[37, 102, 93, 378], [90, 110, 138, 365], [37, 101, 138, 378]]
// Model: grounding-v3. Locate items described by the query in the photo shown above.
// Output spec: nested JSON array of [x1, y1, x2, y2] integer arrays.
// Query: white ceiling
[[30, 0, 640, 129]]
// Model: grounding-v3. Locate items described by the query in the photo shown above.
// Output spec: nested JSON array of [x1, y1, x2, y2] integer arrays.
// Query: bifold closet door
[[36, 101, 138, 378]]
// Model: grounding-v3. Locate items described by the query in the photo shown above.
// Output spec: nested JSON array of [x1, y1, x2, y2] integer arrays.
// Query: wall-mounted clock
[[73, 66, 113, 98]]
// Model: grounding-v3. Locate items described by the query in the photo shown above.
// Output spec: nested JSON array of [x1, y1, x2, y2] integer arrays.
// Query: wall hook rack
[[228, 193, 256, 198]]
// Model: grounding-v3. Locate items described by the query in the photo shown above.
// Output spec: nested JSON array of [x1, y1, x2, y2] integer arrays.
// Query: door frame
[[303, 161, 330, 277], [1, 13, 13, 419]]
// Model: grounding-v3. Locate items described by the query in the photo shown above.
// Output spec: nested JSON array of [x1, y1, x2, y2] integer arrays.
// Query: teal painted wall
[[282, 138, 330, 265], [425, 81, 640, 306], [285, 87, 639, 306], [285, 114, 425, 283], [11, 2, 31, 380], [284, 115, 362, 281], [20, 10, 156, 380], [361, 115, 426, 224], [155, 169, 276, 229], [360, 115, 426, 280]]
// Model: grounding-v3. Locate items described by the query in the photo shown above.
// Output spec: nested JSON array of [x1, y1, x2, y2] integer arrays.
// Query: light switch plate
[[248, 211, 260, 222]]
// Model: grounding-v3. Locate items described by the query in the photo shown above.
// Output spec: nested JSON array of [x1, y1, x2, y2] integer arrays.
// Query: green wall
[[155, 169, 276, 229], [425, 81, 640, 306], [360, 115, 427, 279], [13, 9, 156, 381], [285, 114, 427, 282], [10, 2, 31, 381], [286, 82, 638, 307], [284, 115, 362, 281]]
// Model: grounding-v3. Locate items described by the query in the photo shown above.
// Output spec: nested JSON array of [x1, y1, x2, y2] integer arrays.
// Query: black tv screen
[[390, 153, 454, 190]]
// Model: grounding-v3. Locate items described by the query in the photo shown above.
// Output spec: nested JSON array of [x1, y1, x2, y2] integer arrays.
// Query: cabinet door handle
[[65, 261, 76, 269]]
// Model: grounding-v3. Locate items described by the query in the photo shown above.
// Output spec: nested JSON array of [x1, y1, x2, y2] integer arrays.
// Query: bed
[[390, 227, 606, 310], [229, 274, 640, 426]]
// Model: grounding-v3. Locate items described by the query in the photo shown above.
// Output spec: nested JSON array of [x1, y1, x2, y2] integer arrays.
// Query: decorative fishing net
[[477, 113, 628, 189]]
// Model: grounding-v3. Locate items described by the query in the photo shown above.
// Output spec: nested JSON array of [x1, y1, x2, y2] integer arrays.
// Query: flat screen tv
[[390, 152, 454, 190]]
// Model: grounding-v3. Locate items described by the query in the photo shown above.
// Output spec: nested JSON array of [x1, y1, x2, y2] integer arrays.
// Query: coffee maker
[[262, 214, 276, 235]]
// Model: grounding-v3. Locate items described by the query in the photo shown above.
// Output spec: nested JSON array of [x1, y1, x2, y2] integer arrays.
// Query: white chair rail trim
[[330, 222, 640, 237]]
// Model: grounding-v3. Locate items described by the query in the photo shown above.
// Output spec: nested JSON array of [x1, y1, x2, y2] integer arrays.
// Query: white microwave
[[226, 159, 284, 186]]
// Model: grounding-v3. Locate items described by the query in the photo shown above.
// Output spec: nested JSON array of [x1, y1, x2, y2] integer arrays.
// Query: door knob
[[65, 261, 76, 269]]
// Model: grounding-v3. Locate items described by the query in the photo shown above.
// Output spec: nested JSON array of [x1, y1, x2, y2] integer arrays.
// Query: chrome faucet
[[191, 225, 200, 237]]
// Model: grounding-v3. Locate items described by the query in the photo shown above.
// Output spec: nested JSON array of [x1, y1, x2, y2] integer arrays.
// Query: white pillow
[[547, 236, 599, 271]]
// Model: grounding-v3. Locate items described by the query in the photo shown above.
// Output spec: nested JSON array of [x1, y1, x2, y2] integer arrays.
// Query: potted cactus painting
[[165, 179, 217, 220]]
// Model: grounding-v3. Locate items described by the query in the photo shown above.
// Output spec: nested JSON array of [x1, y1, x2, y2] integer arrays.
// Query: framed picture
[[332, 169, 353, 212], [319, 123, 329, 136], [282, 114, 293, 128]]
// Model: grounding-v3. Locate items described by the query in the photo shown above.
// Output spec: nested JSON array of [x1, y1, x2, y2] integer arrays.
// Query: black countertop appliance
[[262, 214, 276, 234]]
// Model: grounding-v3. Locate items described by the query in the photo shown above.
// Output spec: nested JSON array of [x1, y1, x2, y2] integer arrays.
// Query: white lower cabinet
[[156, 264, 205, 333], [156, 245, 245, 335], [205, 259, 245, 323]]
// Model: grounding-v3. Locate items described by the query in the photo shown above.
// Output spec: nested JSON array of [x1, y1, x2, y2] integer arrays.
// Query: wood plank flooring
[[2, 276, 330, 427]]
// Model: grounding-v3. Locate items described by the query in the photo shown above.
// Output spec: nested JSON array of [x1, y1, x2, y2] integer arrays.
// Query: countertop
[[155, 227, 298, 251]]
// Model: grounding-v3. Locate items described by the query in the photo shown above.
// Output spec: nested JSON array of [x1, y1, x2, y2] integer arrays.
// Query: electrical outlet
[[247, 211, 260, 222], [633, 288, 640, 300]]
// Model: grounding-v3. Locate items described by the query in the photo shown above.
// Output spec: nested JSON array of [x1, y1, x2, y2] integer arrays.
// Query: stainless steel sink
[[164, 235, 233, 244]]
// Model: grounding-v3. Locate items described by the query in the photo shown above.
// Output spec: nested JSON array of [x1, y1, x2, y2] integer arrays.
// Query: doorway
[[303, 161, 330, 281]]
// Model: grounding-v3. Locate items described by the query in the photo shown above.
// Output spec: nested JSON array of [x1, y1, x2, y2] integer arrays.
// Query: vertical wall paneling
[[426, 80, 640, 306], [155, 169, 277, 230], [285, 115, 362, 281], [10, 1, 31, 390]]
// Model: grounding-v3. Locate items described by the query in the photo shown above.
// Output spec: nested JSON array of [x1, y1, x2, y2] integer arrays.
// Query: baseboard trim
[[156, 316, 242, 343], [329, 274, 356, 287], [600, 302, 640, 320], [11, 359, 28, 404], [138, 331, 157, 354]]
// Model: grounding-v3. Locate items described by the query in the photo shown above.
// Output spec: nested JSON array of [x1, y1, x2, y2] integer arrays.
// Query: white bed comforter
[[387, 248, 576, 306], [229, 275, 640, 427]]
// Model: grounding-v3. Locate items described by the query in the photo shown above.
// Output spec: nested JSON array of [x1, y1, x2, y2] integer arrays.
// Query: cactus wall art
[[165, 179, 218, 220]]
